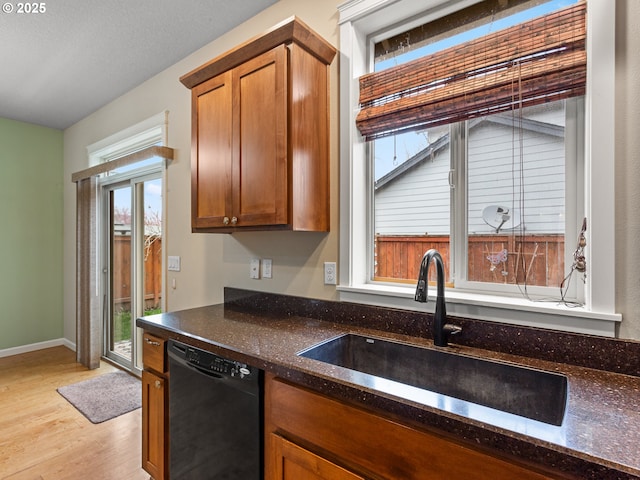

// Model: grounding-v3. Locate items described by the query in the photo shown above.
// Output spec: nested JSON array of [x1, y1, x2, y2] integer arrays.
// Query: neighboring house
[[374, 109, 566, 237]]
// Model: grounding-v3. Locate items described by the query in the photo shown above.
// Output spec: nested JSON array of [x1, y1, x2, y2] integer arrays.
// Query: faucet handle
[[443, 324, 462, 337]]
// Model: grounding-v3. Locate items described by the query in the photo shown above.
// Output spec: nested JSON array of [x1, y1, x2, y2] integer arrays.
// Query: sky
[[111, 169, 162, 229]]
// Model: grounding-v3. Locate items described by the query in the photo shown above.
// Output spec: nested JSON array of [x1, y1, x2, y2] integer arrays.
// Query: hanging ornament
[[487, 248, 508, 275]]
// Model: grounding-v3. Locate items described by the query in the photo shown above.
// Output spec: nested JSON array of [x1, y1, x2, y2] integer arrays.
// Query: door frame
[[100, 168, 164, 375]]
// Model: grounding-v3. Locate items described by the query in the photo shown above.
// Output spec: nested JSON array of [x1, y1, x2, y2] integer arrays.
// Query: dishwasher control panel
[[187, 349, 238, 375], [169, 340, 256, 379]]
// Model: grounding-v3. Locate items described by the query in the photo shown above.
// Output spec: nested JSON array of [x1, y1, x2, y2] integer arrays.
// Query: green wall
[[0, 117, 63, 350]]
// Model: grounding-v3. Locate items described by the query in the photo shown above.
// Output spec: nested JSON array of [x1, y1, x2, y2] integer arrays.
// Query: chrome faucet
[[415, 249, 462, 347]]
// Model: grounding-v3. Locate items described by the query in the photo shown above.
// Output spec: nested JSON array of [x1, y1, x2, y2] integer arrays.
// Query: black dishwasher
[[167, 340, 263, 479]]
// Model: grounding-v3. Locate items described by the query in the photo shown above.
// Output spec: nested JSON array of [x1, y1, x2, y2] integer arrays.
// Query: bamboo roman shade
[[356, 1, 586, 141]]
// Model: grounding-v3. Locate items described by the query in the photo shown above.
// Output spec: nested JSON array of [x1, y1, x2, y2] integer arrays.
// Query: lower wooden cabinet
[[269, 434, 365, 480], [142, 370, 167, 479], [142, 332, 168, 480], [265, 374, 561, 480]]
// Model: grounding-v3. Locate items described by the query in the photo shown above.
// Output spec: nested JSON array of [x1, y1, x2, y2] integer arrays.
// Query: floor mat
[[57, 370, 141, 424]]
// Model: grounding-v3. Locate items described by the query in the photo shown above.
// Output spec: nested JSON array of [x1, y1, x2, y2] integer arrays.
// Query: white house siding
[[375, 144, 452, 235], [467, 121, 565, 234], [374, 117, 565, 236]]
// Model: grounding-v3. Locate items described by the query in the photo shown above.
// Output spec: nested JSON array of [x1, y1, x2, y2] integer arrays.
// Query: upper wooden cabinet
[[181, 17, 337, 232]]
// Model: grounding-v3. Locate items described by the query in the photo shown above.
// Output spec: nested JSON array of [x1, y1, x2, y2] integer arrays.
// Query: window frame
[[337, 0, 620, 336], [87, 111, 168, 167]]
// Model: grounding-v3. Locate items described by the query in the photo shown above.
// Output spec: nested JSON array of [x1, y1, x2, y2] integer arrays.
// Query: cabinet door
[[142, 369, 167, 480], [269, 434, 364, 480], [232, 45, 288, 227], [191, 70, 233, 229]]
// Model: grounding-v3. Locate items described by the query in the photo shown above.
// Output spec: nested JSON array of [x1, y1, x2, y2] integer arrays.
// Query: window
[[374, 98, 581, 297], [338, 0, 620, 336]]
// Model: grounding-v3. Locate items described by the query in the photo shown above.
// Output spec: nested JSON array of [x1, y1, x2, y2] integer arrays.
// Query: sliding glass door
[[103, 172, 162, 374]]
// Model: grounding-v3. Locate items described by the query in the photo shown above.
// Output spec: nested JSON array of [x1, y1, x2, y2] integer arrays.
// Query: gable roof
[[374, 114, 564, 191]]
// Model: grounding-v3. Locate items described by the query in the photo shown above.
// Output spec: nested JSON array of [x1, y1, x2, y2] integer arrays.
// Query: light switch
[[168, 256, 181, 272], [262, 259, 272, 278], [250, 258, 260, 279]]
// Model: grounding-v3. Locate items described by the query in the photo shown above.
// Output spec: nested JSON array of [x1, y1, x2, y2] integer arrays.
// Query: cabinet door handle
[[154, 380, 162, 389], [145, 338, 160, 346], [223, 216, 230, 225], [231, 216, 238, 225]]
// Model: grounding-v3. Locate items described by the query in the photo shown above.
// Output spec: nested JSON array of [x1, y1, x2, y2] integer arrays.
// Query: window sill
[[337, 283, 621, 337]]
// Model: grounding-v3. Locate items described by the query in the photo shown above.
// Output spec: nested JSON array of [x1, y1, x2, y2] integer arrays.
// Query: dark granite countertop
[[137, 300, 640, 479]]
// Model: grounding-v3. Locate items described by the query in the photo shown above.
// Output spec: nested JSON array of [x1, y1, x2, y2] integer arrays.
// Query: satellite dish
[[482, 205, 521, 233]]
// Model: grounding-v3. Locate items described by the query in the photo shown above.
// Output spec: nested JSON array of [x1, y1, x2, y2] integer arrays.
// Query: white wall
[[62, 0, 342, 344]]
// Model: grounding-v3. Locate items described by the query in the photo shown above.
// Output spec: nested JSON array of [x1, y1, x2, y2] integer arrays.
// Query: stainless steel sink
[[298, 334, 567, 426]]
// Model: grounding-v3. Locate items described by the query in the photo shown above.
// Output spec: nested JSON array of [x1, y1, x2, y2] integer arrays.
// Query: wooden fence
[[112, 235, 162, 311], [375, 234, 565, 287]]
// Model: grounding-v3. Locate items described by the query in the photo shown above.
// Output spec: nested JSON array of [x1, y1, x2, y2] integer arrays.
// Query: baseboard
[[62, 338, 77, 352], [0, 338, 76, 358]]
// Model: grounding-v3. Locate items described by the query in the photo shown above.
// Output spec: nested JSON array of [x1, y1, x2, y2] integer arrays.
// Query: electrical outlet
[[324, 262, 337, 285], [262, 259, 272, 278], [250, 258, 260, 279]]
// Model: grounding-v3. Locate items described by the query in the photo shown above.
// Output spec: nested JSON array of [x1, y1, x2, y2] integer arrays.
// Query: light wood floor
[[0, 346, 149, 480]]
